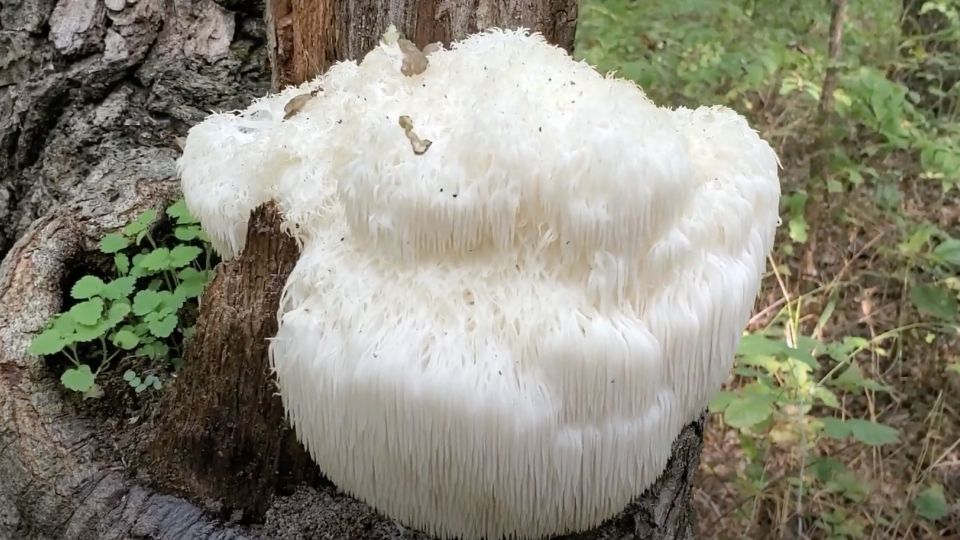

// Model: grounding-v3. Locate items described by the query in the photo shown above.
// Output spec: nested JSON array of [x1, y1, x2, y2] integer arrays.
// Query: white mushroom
[[178, 28, 780, 540]]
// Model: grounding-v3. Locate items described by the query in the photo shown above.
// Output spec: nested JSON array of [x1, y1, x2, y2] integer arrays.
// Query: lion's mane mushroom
[[178, 28, 781, 540]]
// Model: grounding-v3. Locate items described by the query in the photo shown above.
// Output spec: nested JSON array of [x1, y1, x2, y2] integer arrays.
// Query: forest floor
[[694, 177, 960, 539], [574, 2, 960, 537]]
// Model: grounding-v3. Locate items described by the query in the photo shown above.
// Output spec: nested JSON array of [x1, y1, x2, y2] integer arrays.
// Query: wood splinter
[[283, 88, 322, 120], [399, 115, 431, 154], [399, 39, 429, 76]]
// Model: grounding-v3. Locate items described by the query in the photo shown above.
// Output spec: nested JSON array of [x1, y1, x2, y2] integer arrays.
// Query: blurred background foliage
[[576, 0, 959, 538]]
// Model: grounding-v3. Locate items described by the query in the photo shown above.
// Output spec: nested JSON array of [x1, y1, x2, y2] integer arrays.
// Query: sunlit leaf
[[122, 209, 158, 237], [28, 329, 68, 356], [69, 298, 105, 326], [71, 276, 105, 299], [132, 290, 163, 316], [100, 233, 130, 254]]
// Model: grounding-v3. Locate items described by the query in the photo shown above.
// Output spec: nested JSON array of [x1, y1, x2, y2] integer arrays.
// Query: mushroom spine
[[178, 27, 781, 540]]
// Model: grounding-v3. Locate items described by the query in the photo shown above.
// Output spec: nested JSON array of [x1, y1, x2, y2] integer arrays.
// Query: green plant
[[27, 199, 215, 397], [578, 0, 960, 537]]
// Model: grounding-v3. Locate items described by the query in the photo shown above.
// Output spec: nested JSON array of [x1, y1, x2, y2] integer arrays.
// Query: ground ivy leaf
[[71, 276, 105, 299], [175, 280, 206, 300], [100, 233, 130, 254], [156, 292, 185, 315], [61, 365, 95, 393], [102, 277, 137, 300], [166, 199, 199, 224], [123, 208, 158, 237], [169, 245, 202, 267], [174, 226, 202, 241], [133, 290, 163, 316], [72, 319, 111, 342], [114, 253, 130, 275], [105, 301, 131, 327], [69, 298, 105, 326], [28, 329, 67, 355], [148, 314, 178, 338], [140, 248, 172, 271], [111, 329, 140, 350]]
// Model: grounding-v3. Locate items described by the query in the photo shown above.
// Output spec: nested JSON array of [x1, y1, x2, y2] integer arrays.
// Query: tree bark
[[0, 1, 707, 538]]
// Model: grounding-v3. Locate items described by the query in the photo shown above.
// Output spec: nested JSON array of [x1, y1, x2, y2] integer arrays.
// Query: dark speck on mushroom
[[452, 194, 458, 198]]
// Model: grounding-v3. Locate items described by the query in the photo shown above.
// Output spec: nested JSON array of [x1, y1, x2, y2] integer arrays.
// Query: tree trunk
[[0, 1, 706, 538]]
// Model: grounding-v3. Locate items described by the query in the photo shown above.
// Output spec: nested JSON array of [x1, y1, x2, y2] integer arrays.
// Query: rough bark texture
[[148, 202, 321, 519], [267, 0, 578, 89], [0, 0, 270, 257], [0, 0, 707, 538]]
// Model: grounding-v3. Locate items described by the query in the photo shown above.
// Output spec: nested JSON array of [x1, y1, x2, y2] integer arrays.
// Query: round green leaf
[[71, 276, 105, 299], [61, 365, 95, 393], [123, 369, 137, 382], [28, 329, 67, 356], [111, 329, 140, 350], [169, 245, 203, 268], [104, 301, 132, 328], [114, 253, 130, 275], [123, 209, 158, 237], [132, 290, 163, 316], [166, 199, 200, 224], [174, 226, 202, 241], [100, 233, 130, 254], [156, 291, 185, 315], [102, 277, 137, 300], [69, 298, 105, 326], [140, 248, 172, 271], [148, 314, 178, 338]]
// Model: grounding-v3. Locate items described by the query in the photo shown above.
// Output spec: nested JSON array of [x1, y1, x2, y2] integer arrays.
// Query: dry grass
[[694, 169, 960, 538]]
